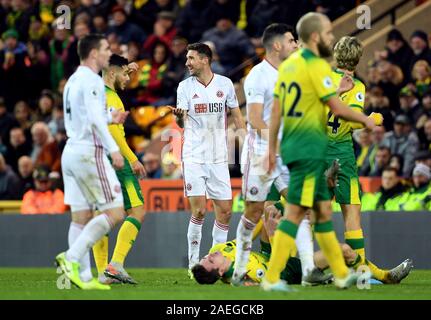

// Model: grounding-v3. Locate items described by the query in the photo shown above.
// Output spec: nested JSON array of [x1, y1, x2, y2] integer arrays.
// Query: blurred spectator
[[359, 145, 391, 177], [206, 0, 240, 28], [381, 114, 419, 176], [399, 163, 431, 211], [0, 152, 21, 200], [108, 5, 146, 45], [203, 40, 226, 75], [64, 21, 90, 78], [20, 164, 66, 214], [161, 152, 181, 179], [131, 0, 179, 35], [162, 35, 188, 94], [201, 15, 255, 79], [414, 150, 431, 168], [135, 41, 170, 106], [6, 0, 35, 42], [389, 154, 404, 176], [0, 0, 11, 33], [30, 121, 52, 162], [376, 60, 403, 111], [38, 0, 55, 26], [35, 123, 62, 174], [17, 155, 34, 195], [0, 28, 30, 109], [365, 85, 394, 132], [409, 30, 431, 74], [362, 167, 408, 211], [376, 29, 413, 79], [419, 118, 431, 151], [143, 11, 177, 54], [142, 152, 162, 179], [358, 126, 386, 176], [47, 104, 64, 136], [13, 100, 34, 138], [92, 14, 108, 35], [49, 23, 73, 91], [4, 126, 32, 173], [25, 40, 50, 100], [37, 89, 56, 123], [398, 86, 422, 125], [415, 89, 431, 131], [28, 16, 50, 44], [176, 0, 212, 43], [411, 60, 431, 98], [0, 96, 19, 143]]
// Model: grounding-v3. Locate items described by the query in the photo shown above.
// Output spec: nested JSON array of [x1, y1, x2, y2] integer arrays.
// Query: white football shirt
[[177, 73, 239, 163], [63, 66, 118, 153], [243, 59, 283, 156]]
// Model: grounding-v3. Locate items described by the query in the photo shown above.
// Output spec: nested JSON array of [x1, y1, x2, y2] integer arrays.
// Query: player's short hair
[[187, 42, 212, 64], [191, 264, 220, 284], [262, 23, 295, 51], [78, 34, 105, 61], [109, 54, 129, 68], [334, 36, 363, 71], [296, 12, 327, 43]]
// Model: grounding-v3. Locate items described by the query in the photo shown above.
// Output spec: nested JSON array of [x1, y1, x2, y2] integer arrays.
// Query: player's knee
[[71, 210, 93, 225], [218, 209, 231, 224], [192, 207, 206, 220], [128, 206, 146, 223]]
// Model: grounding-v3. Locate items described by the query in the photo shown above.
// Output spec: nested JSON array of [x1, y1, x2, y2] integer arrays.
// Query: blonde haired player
[[325, 36, 413, 283]]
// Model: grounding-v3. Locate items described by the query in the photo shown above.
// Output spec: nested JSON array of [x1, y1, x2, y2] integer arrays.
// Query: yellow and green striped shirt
[[105, 86, 138, 164], [326, 70, 366, 159], [275, 48, 337, 164]]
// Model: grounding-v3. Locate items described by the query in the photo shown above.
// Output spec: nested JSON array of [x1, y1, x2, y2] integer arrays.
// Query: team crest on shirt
[[356, 92, 364, 102], [323, 76, 333, 88], [256, 269, 265, 278], [250, 187, 258, 195], [216, 90, 224, 98], [187, 183, 192, 191]]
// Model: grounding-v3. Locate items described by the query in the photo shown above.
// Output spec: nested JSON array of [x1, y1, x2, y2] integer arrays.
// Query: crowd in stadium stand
[[0, 0, 430, 213]]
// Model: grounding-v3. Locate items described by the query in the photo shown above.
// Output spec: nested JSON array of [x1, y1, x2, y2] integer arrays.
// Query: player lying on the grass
[[192, 203, 413, 285], [91, 54, 147, 285]]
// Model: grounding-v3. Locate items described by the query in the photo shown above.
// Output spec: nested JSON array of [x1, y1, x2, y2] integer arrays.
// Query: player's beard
[[114, 78, 124, 91], [317, 38, 333, 58]]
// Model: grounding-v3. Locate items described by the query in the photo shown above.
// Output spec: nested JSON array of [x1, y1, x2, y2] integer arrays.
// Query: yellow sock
[[315, 221, 349, 279], [92, 235, 109, 274], [366, 259, 389, 282], [344, 229, 365, 264], [252, 219, 264, 240], [111, 217, 141, 265], [265, 220, 298, 284]]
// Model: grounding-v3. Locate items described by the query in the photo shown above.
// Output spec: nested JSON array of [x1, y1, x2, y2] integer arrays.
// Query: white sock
[[295, 217, 315, 276], [187, 216, 204, 269], [212, 220, 229, 246], [68, 222, 93, 282], [233, 215, 256, 280], [67, 214, 112, 264]]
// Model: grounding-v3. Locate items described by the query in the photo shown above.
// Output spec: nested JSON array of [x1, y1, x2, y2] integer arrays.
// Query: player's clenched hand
[[263, 206, 282, 237], [111, 151, 124, 170], [169, 106, 186, 118], [111, 109, 129, 124], [127, 62, 139, 74], [131, 160, 147, 179], [364, 115, 376, 130]]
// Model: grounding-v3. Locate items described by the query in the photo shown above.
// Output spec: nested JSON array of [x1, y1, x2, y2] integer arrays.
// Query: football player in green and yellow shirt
[[262, 13, 377, 292], [324, 36, 413, 284], [92, 54, 147, 285]]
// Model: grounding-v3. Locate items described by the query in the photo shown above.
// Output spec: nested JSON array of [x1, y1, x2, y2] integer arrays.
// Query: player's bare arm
[[230, 107, 246, 136], [248, 103, 269, 140], [336, 74, 354, 96], [110, 109, 129, 124], [327, 96, 376, 130], [266, 98, 281, 174]]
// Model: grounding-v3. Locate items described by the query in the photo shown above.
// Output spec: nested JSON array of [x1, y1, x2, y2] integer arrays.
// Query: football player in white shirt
[[172, 43, 246, 277], [232, 24, 328, 286], [55, 34, 128, 290]]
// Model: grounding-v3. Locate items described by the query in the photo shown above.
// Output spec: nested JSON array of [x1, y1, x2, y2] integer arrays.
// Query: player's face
[[114, 66, 130, 91], [279, 32, 298, 60], [185, 50, 206, 76], [96, 39, 112, 70], [317, 17, 334, 58], [199, 251, 225, 276]]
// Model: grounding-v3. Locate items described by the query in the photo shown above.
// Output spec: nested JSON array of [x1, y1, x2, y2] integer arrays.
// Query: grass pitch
[[0, 268, 430, 300]]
